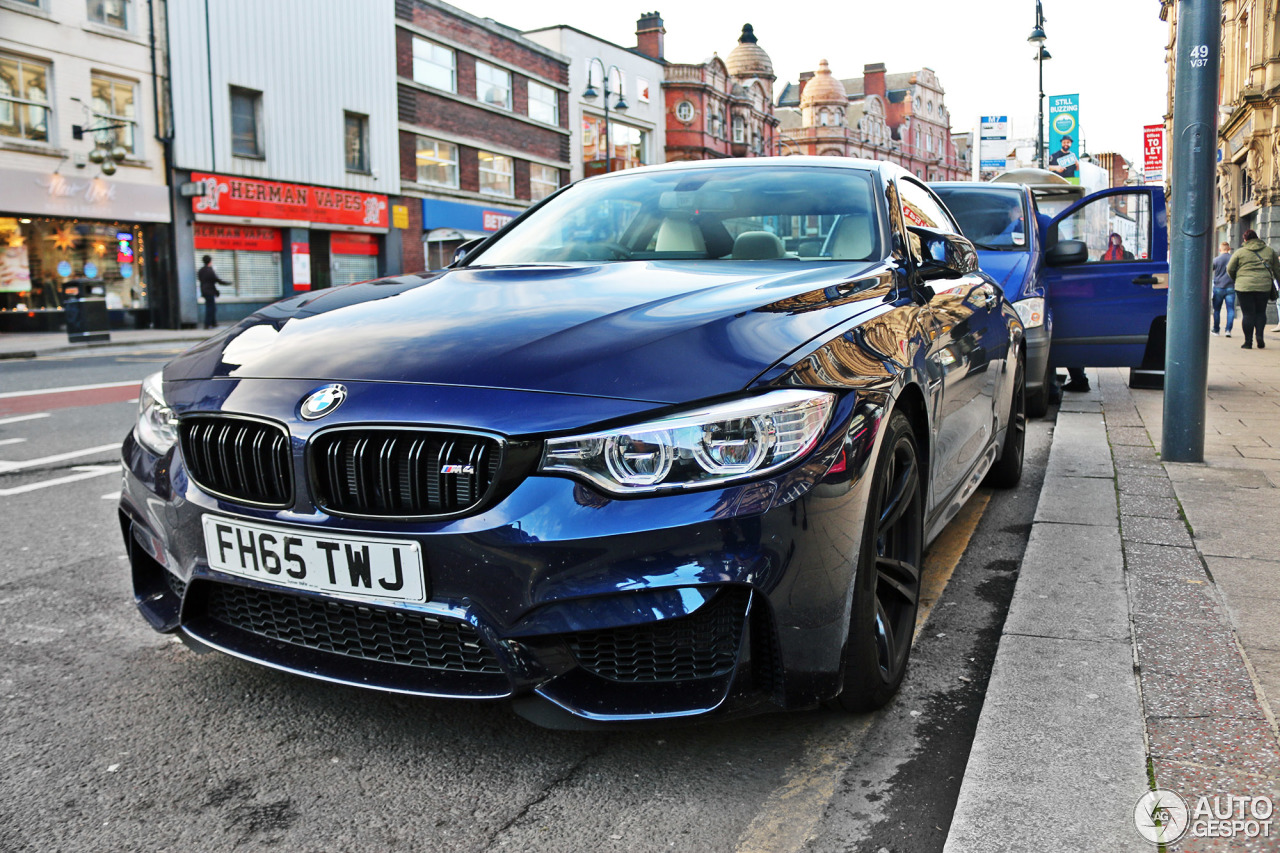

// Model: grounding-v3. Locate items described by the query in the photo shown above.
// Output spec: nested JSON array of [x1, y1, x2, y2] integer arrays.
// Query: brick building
[[395, 0, 572, 270]]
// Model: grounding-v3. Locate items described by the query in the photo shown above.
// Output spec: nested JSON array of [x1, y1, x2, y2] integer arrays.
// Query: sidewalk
[[0, 326, 217, 361], [946, 336, 1280, 852]]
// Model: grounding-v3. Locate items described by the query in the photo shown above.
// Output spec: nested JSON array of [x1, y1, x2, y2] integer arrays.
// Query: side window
[[1054, 193, 1152, 263], [899, 179, 957, 233]]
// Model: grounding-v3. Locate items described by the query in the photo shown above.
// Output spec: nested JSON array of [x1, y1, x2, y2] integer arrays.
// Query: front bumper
[[120, 380, 884, 725]]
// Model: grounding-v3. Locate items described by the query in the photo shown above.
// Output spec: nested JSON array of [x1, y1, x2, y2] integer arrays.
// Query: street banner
[[979, 115, 1009, 173], [1143, 124, 1165, 184], [1048, 94, 1081, 185]]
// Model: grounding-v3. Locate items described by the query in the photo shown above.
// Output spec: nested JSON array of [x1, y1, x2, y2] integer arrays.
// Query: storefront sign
[[392, 204, 410, 230], [482, 211, 514, 231], [194, 224, 283, 252], [191, 173, 388, 229], [291, 242, 311, 291], [331, 233, 378, 255], [421, 198, 522, 235], [0, 167, 170, 223]]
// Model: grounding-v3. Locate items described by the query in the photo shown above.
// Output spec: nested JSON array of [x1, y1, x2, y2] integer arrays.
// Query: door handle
[[1132, 275, 1159, 286]]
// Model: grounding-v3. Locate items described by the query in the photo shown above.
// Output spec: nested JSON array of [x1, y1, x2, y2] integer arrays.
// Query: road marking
[[0, 438, 26, 446], [0, 443, 120, 473], [0, 383, 141, 417], [0, 465, 118, 496], [101, 490, 121, 500], [0, 380, 142, 399], [0, 413, 51, 426], [734, 488, 994, 853]]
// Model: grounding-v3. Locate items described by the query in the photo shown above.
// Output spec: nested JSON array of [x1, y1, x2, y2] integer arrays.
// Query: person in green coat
[[1226, 229, 1280, 349]]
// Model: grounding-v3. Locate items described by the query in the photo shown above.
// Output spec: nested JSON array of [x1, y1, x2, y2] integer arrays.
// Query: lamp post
[[1029, 1, 1047, 169], [583, 58, 629, 173]]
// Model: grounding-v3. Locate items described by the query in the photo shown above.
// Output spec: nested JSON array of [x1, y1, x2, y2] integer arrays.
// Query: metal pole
[[1162, 0, 1221, 462], [1037, 53, 1044, 169], [603, 72, 611, 174]]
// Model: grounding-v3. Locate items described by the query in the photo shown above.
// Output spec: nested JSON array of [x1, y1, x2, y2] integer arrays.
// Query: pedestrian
[[1102, 233, 1134, 261], [198, 255, 229, 330], [1225, 229, 1280, 349], [1211, 240, 1235, 337]]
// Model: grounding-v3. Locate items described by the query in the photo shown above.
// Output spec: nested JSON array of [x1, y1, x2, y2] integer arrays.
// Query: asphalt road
[[0, 348, 1051, 853]]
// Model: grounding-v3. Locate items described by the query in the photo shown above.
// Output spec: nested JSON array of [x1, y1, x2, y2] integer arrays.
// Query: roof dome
[[800, 60, 848, 107], [726, 24, 774, 79]]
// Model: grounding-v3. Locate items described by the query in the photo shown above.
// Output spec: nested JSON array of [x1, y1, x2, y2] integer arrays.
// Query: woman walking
[[1226, 229, 1280, 349], [1212, 241, 1235, 336]]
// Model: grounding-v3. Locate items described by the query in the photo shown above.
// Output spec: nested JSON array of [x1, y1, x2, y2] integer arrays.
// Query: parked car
[[933, 176, 1169, 412], [120, 158, 1025, 728]]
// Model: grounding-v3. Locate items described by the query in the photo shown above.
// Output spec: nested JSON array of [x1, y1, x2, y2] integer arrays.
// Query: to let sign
[[191, 173, 388, 229], [1143, 125, 1164, 183]]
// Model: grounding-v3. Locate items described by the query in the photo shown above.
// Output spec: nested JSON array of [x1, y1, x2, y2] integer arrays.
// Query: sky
[[455, 0, 1170, 164]]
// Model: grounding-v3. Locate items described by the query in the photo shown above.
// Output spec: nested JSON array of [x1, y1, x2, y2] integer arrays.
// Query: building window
[[87, 0, 128, 29], [732, 115, 744, 143], [229, 86, 262, 158], [478, 151, 514, 196], [344, 111, 368, 172], [530, 163, 558, 201], [528, 80, 558, 125], [415, 136, 457, 188], [476, 61, 511, 110], [412, 37, 455, 93], [0, 54, 51, 142], [89, 74, 136, 155], [675, 100, 694, 123]]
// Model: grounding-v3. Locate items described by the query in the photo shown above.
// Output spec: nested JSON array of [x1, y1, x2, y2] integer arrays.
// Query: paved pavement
[[947, 335, 1280, 852], [0, 326, 216, 362]]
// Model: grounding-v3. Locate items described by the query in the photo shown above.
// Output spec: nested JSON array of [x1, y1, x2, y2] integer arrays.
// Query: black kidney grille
[[567, 588, 749, 683], [181, 416, 293, 507], [201, 582, 503, 674], [312, 430, 501, 517]]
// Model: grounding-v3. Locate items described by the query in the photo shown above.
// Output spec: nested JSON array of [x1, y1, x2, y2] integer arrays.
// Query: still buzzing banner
[[1048, 94, 1081, 185]]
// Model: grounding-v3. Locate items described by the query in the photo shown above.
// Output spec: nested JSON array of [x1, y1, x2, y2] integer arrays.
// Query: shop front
[[0, 167, 169, 333], [421, 197, 523, 270], [182, 172, 391, 325]]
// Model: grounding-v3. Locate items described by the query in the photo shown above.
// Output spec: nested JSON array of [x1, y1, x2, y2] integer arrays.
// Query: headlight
[[135, 371, 178, 455], [540, 389, 836, 495], [1013, 297, 1045, 329]]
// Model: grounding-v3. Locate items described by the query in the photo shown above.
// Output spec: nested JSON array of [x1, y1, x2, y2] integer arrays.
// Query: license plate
[[201, 516, 426, 604]]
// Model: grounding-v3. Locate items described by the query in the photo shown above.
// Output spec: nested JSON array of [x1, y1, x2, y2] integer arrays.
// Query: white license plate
[[201, 516, 426, 604]]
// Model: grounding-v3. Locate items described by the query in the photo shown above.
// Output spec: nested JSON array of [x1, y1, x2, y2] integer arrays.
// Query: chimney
[[863, 62, 886, 99], [798, 69, 815, 100], [636, 11, 665, 61]]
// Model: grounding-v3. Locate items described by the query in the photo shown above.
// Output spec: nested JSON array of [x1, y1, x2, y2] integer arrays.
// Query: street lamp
[[583, 58, 629, 173], [1029, 0, 1048, 169]]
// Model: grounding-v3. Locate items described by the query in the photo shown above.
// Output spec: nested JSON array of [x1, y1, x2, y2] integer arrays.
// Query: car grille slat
[[180, 416, 294, 507], [199, 582, 503, 674], [567, 588, 750, 683], [312, 430, 501, 519]]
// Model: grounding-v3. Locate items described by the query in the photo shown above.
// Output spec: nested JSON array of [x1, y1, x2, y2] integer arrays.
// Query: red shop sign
[[193, 224, 283, 252], [330, 232, 378, 255], [190, 173, 389, 229]]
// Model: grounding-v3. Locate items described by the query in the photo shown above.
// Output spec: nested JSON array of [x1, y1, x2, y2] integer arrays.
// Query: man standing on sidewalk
[[1211, 240, 1235, 337], [1226, 229, 1280, 349], [197, 255, 230, 330]]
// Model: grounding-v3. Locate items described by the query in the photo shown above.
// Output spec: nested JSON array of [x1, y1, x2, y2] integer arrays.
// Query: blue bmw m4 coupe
[[120, 157, 1025, 728]]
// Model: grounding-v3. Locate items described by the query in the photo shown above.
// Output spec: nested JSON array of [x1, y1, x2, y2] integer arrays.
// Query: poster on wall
[[1, 244, 31, 293], [1143, 124, 1164, 184], [291, 242, 311, 291], [1048, 94, 1081, 185]]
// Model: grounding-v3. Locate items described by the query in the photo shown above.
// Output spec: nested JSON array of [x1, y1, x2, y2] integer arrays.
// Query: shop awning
[[425, 228, 488, 243]]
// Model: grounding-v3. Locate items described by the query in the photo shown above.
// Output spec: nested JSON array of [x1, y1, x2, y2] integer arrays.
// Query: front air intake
[[180, 415, 293, 508]]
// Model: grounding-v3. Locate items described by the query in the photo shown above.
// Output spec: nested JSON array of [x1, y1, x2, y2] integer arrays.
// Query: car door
[[1042, 186, 1169, 370]]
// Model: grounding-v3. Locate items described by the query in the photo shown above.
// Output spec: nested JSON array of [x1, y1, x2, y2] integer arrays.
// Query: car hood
[[166, 260, 893, 404], [974, 250, 1032, 298]]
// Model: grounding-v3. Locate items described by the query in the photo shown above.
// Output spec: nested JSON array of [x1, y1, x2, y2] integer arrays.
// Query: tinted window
[[1054, 192, 1153, 263], [932, 186, 1030, 251], [899, 179, 957, 233]]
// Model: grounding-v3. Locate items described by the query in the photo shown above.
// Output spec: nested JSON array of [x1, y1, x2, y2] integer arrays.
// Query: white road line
[[0, 413, 51, 426], [0, 465, 118, 497], [101, 491, 122, 500], [0, 380, 140, 399], [0, 443, 121, 473], [0, 438, 26, 446]]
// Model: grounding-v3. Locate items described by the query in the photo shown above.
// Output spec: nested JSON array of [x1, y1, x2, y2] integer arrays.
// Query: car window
[[469, 166, 881, 265], [898, 179, 958, 233], [1054, 192, 1153, 263], [932, 186, 1029, 252]]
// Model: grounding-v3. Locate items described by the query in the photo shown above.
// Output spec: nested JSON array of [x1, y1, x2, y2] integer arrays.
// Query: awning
[[425, 227, 487, 243]]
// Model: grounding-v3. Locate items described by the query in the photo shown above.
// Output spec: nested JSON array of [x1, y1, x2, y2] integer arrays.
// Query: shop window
[[87, 0, 127, 29], [90, 74, 137, 156], [330, 233, 378, 286], [412, 38, 455, 93], [476, 62, 511, 110], [415, 136, 458, 188], [582, 116, 645, 173], [230, 86, 262, 158], [528, 80, 558, 126], [194, 224, 282, 301], [0, 218, 149, 314], [0, 54, 51, 143], [344, 111, 368, 173], [478, 151, 513, 197], [530, 163, 559, 201]]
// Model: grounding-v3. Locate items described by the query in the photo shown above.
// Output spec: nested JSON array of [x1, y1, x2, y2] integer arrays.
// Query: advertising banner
[[1048, 94, 1081, 185], [193, 224, 283, 252], [979, 115, 1009, 174], [1143, 124, 1165, 184], [190, 173, 389, 230]]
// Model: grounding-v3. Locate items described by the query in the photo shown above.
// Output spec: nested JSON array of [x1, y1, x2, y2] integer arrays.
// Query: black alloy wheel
[[985, 357, 1026, 489], [833, 410, 924, 712]]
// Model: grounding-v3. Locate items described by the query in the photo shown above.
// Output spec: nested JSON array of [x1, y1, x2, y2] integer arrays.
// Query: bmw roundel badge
[[300, 384, 347, 420]]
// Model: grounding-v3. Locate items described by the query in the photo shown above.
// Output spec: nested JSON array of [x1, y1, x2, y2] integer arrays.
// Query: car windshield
[[468, 165, 881, 265], [932, 186, 1030, 252]]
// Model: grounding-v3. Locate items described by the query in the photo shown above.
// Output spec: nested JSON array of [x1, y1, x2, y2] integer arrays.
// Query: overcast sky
[[457, 0, 1170, 164]]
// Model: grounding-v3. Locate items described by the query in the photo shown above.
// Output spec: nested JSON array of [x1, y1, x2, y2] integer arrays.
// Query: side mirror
[[450, 238, 485, 267], [1046, 239, 1088, 266], [909, 226, 980, 281]]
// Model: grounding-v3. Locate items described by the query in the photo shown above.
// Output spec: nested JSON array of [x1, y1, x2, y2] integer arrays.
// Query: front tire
[[986, 358, 1026, 489], [832, 410, 924, 712]]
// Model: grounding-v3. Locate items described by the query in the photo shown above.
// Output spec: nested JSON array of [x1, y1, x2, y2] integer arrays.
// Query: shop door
[[330, 233, 379, 285]]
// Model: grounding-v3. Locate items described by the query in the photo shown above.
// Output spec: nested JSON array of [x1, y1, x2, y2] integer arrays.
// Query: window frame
[[527, 80, 558, 126], [475, 61, 512, 111], [415, 135, 458, 189], [675, 100, 694, 123], [89, 73, 138, 156], [344, 110, 369, 173], [411, 37, 456, 93], [478, 150, 514, 197], [0, 53, 52, 144], [229, 85, 263, 159], [86, 0, 128, 30], [529, 163, 559, 201]]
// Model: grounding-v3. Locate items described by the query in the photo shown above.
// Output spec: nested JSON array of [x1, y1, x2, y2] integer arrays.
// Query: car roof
[[580, 155, 902, 184]]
